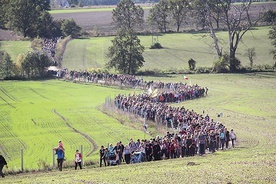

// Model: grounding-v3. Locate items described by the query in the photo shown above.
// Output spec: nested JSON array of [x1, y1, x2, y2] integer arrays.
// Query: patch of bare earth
[[0, 29, 21, 41]]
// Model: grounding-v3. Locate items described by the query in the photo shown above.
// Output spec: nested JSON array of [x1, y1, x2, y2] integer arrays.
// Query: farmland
[[62, 26, 274, 71], [0, 2, 276, 183], [0, 80, 149, 170], [49, 2, 276, 33], [0, 73, 276, 183]]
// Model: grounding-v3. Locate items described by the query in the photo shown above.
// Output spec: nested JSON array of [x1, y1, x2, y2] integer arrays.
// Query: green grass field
[[62, 26, 274, 71], [0, 41, 32, 61], [0, 27, 273, 72], [0, 80, 149, 170], [1, 73, 276, 183]]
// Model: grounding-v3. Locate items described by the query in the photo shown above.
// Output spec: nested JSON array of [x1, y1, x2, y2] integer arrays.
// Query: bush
[[195, 67, 212, 74], [212, 54, 230, 73], [150, 43, 163, 49]]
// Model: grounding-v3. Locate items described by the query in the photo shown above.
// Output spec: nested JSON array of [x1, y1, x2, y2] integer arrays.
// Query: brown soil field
[[51, 2, 276, 35], [1, 2, 275, 40], [0, 29, 21, 41], [51, 9, 151, 35]]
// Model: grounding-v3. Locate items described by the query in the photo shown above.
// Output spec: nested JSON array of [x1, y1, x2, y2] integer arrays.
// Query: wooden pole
[[81, 145, 83, 166], [21, 149, 24, 172], [52, 149, 55, 168]]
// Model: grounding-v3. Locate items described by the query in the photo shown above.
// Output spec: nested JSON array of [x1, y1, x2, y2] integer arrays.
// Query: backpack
[[220, 132, 225, 139]]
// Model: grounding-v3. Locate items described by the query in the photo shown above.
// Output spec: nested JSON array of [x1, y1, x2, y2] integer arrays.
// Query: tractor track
[[53, 109, 98, 157]]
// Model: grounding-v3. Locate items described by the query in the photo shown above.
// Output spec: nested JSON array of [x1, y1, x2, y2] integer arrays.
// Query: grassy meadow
[[0, 41, 32, 61], [0, 80, 150, 170], [1, 73, 276, 183], [0, 27, 273, 72], [62, 26, 274, 71]]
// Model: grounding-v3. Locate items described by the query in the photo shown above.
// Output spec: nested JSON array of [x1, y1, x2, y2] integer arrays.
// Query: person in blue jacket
[[55, 148, 65, 171]]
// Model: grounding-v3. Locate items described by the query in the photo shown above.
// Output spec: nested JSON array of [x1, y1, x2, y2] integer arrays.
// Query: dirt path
[[53, 109, 98, 157]]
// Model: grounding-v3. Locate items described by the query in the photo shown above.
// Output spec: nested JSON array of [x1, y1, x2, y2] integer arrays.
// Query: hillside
[[1, 73, 276, 183], [61, 27, 274, 71]]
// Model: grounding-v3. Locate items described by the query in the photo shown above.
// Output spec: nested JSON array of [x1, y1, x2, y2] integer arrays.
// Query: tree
[[0, 0, 10, 29], [106, 30, 145, 74], [268, 26, 276, 60], [169, 0, 190, 32], [37, 11, 55, 38], [244, 47, 256, 68], [21, 51, 52, 78], [205, 0, 261, 71], [61, 19, 82, 38], [0, 51, 14, 79], [148, 0, 170, 32], [112, 0, 144, 32], [212, 53, 230, 73], [192, 0, 223, 30], [7, 0, 51, 38], [263, 10, 276, 25], [191, 0, 208, 30]]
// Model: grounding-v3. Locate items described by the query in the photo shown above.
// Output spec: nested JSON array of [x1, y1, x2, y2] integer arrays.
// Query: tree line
[[107, 0, 276, 74], [0, 0, 82, 79]]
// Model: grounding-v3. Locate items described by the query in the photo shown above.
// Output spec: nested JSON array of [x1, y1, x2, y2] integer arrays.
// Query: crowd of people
[[42, 37, 60, 65], [100, 128, 237, 166]]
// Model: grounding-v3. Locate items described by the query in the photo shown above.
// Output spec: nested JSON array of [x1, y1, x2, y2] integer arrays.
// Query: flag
[[151, 89, 158, 98], [183, 75, 188, 80]]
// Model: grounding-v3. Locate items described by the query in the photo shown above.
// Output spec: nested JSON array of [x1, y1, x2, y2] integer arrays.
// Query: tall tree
[[7, 0, 51, 38], [244, 47, 256, 68], [21, 51, 52, 78], [112, 0, 144, 32], [268, 26, 276, 60], [106, 30, 145, 74], [169, 0, 190, 32], [205, 0, 262, 71], [191, 0, 223, 30], [0, 0, 10, 28], [0, 51, 14, 79], [61, 19, 82, 38], [148, 0, 170, 32], [191, 0, 208, 30], [37, 11, 55, 38]]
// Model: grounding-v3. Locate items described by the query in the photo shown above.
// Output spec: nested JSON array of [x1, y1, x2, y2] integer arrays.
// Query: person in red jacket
[[75, 150, 82, 170], [0, 154, 8, 178]]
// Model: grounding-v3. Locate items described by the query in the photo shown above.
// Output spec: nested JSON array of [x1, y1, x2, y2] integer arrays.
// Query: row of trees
[[1, 0, 275, 77], [107, 0, 275, 74], [0, 0, 81, 39], [0, 0, 82, 79], [0, 50, 53, 79]]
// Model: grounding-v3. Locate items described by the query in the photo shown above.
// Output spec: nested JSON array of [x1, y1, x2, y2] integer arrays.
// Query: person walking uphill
[[0, 154, 8, 178], [55, 148, 65, 171], [75, 150, 82, 170]]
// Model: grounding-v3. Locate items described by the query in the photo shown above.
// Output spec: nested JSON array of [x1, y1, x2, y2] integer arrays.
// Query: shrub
[[212, 54, 230, 73], [195, 67, 212, 74], [150, 43, 163, 49]]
